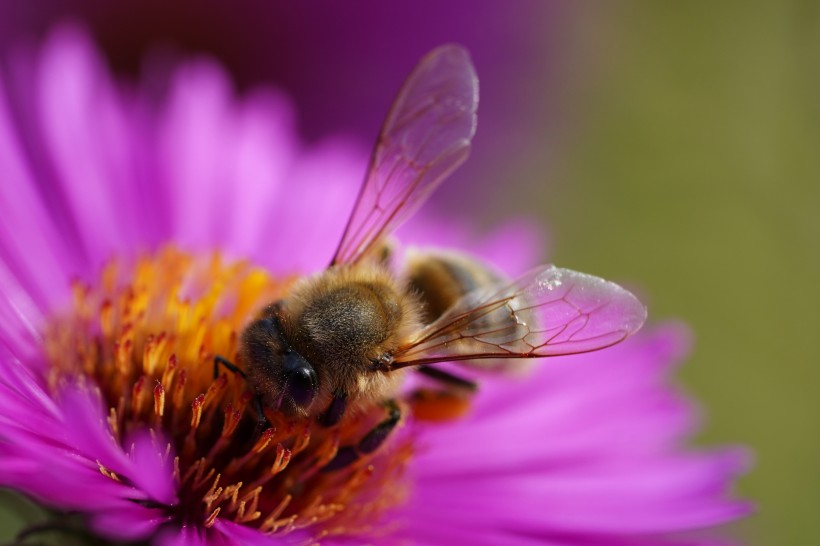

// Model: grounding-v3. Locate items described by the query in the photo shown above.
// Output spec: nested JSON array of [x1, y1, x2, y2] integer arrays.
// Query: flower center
[[43, 247, 411, 540]]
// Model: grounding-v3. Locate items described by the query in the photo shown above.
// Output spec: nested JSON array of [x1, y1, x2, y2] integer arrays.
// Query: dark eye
[[282, 351, 318, 410]]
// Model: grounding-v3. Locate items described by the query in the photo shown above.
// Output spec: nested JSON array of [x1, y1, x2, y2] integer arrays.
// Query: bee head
[[242, 316, 319, 415]]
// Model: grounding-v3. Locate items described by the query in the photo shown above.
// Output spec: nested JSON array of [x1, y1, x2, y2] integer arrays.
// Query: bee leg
[[213, 356, 268, 430], [358, 399, 401, 454], [321, 446, 359, 472], [410, 367, 476, 422], [321, 400, 401, 472], [416, 365, 477, 393], [213, 355, 246, 380], [253, 394, 271, 430], [319, 390, 348, 427]]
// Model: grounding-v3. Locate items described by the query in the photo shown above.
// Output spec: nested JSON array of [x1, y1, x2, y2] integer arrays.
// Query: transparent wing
[[390, 266, 647, 368], [331, 44, 479, 265]]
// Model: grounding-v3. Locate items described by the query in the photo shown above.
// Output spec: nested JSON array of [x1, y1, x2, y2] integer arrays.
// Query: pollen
[[43, 247, 411, 541]]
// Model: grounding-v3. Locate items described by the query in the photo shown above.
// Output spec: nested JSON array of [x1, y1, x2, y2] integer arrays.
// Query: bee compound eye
[[283, 352, 318, 409], [286, 366, 318, 409]]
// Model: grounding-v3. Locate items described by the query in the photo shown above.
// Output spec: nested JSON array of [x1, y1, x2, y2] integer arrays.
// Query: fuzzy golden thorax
[[242, 264, 420, 418]]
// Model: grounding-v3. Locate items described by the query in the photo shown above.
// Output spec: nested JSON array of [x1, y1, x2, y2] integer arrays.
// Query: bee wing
[[331, 45, 479, 266], [390, 266, 647, 368]]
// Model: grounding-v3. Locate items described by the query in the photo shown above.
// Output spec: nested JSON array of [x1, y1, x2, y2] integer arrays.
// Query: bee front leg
[[321, 399, 401, 472], [213, 356, 269, 430], [319, 390, 348, 427], [213, 355, 246, 380], [358, 399, 401, 454], [253, 394, 272, 431]]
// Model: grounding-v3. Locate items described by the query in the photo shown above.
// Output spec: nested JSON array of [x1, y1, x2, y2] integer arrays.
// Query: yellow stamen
[[154, 382, 166, 428], [43, 247, 411, 541]]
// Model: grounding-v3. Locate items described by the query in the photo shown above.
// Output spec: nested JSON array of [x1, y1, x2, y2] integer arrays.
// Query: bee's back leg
[[410, 366, 477, 422], [416, 365, 477, 392]]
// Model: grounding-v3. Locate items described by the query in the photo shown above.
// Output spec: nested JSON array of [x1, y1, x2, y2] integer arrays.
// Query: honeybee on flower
[[228, 46, 646, 474], [0, 27, 751, 546]]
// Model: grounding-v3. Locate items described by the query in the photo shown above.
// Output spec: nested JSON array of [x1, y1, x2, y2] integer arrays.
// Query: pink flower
[[0, 27, 750, 545]]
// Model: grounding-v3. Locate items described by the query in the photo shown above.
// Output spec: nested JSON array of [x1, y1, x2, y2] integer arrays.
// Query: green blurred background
[[1, 1, 817, 544], [520, 3, 819, 544]]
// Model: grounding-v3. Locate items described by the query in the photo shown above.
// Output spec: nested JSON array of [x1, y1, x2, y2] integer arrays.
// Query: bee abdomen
[[406, 250, 532, 374], [406, 250, 503, 324]]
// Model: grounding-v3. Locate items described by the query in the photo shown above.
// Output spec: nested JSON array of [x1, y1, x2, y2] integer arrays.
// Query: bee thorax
[[274, 266, 420, 408], [300, 282, 401, 364]]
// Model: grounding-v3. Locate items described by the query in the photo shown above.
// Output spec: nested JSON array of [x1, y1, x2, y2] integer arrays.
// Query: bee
[[215, 45, 647, 470]]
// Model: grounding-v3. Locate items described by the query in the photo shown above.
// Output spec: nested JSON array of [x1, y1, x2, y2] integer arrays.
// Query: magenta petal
[[155, 525, 212, 546], [35, 27, 136, 265], [405, 326, 751, 542], [159, 60, 242, 251], [400, 215, 549, 277], [211, 89, 298, 258], [90, 504, 172, 541], [405, 521, 570, 546], [58, 386, 136, 475], [0, 432, 142, 511], [0, 86, 78, 312], [255, 138, 365, 273], [128, 430, 179, 506], [213, 520, 313, 545], [56, 386, 178, 506]]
